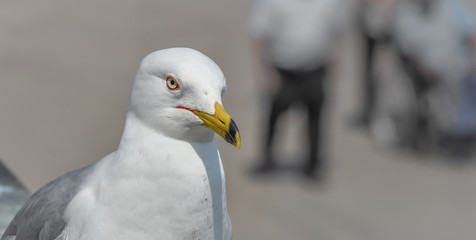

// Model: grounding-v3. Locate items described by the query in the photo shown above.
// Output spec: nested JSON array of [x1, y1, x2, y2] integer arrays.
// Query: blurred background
[[1, 0, 476, 239]]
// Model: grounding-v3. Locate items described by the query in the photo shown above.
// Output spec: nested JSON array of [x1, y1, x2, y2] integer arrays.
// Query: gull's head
[[128, 48, 240, 148]]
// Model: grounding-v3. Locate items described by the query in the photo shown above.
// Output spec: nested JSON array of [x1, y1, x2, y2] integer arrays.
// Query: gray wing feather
[[1, 165, 94, 240]]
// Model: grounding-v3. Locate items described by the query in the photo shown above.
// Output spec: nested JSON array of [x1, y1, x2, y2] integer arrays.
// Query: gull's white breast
[[62, 133, 231, 240]]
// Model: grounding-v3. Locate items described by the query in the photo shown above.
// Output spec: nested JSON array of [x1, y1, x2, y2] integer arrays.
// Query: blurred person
[[393, 0, 476, 156], [351, 0, 396, 128], [248, 0, 346, 178]]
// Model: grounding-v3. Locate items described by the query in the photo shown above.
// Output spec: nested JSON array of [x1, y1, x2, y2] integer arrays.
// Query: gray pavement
[[1, 1, 476, 239]]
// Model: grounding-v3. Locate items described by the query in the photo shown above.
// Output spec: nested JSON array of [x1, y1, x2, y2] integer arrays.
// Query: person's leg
[[398, 52, 431, 150], [259, 69, 296, 171], [263, 90, 290, 166], [361, 34, 377, 125], [303, 67, 326, 177]]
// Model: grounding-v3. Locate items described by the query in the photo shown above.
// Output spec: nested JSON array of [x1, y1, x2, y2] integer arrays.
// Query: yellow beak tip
[[234, 133, 241, 149]]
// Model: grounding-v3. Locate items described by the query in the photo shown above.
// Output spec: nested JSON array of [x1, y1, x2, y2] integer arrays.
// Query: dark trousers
[[357, 2, 391, 123], [398, 52, 433, 148], [361, 33, 377, 122], [264, 66, 327, 172], [360, 32, 391, 122]]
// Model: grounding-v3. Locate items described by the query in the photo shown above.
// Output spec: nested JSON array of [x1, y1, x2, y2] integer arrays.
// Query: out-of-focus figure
[[248, 0, 345, 178], [351, 0, 396, 128], [393, 0, 476, 156]]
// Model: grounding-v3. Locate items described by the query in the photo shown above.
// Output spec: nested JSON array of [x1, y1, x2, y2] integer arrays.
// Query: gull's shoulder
[[1, 161, 98, 240]]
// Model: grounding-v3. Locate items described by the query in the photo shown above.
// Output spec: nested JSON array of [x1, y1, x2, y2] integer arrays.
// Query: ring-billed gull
[[1, 47, 240, 240]]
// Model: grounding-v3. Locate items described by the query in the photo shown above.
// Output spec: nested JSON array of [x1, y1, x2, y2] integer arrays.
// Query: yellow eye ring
[[166, 76, 180, 90]]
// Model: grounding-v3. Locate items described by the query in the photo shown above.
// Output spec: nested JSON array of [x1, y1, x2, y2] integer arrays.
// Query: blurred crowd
[[355, 0, 476, 158], [248, 0, 476, 179]]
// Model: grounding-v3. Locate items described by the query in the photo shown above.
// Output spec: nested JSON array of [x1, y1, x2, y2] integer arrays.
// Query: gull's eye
[[166, 76, 180, 90]]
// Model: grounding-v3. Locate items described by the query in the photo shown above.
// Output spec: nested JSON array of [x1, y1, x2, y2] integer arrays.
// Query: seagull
[[1, 47, 241, 240]]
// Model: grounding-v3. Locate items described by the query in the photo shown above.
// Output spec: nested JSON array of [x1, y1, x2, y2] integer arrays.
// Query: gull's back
[[1, 164, 95, 240]]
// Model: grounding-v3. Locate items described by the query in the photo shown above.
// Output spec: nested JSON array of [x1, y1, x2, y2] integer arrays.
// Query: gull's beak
[[191, 102, 241, 148]]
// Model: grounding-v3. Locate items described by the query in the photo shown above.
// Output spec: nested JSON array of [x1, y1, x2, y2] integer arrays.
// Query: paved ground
[[1, 1, 476, 239]]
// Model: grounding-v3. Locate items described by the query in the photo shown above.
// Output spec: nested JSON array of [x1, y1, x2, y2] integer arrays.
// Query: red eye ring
[[166, 76, 180, 90]]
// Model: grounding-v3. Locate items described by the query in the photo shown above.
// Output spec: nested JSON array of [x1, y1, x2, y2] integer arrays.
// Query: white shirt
[[249, 0, 345, 70]]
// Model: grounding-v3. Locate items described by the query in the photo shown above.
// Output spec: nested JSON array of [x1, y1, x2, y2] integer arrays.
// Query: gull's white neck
[[66, 112, 231, 240], [116, 112, 221, 169]]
